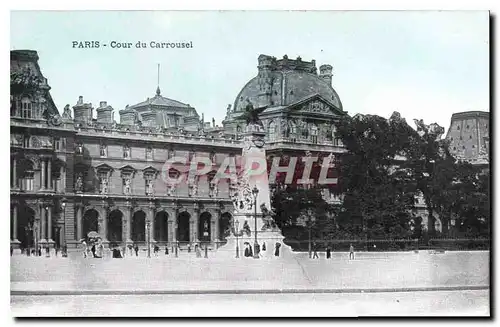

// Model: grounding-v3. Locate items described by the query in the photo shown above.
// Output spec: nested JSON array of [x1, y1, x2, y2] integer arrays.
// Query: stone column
[[59, 165, 64, 193], [47, 205, 53, 243], [47, 159, 52, 190], [76, 204, 83, 241], [12, 157, 17, 188], [214, 210, 220, 242], [123, 204, 132, 244], [167, 208, 175, 245], [100, 202, 108, 242], [40, 158, 46, 190], [190, 208, 199, 244], [12, 203, 18, 241], [148, 202, 156, 243], [210, 212, 217, 244], [39, 204, 46, 243]]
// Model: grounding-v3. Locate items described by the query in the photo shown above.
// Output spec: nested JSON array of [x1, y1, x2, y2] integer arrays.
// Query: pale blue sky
[[10, 11, 489, 132]]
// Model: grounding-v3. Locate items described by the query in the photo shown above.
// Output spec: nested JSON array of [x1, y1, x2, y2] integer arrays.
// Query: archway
[[177, 211, 190, 244], [219, 212, 233, 243], [199, 212, 212, 242], [107, 209, 123, 244], [154, 211, 169, 243], [16, 205, 35, 249], [132, 210, 146, 243], [83, 209, 99, 238]]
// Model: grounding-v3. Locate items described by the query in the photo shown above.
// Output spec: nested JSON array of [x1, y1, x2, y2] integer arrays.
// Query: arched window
[[268, 120, 277, 141]]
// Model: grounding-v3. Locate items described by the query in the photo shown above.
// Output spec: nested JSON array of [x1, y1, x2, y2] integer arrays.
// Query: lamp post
[[146, 220, 151, 258], [252, 186, 259, 259], [61, 201, 66, 250], [235, 220, 240, 258], [307, 209, 314, 259]]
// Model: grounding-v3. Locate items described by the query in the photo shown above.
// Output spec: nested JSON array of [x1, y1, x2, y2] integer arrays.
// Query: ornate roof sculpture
[[119, 85, 200, 130], [230, 54, 343, 114]]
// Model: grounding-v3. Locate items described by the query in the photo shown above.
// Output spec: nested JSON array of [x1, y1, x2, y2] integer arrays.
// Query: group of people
[[13, 245, 68, 257], [310, 243, 355, 260], [81, 240, 104, 258], [242, 242, 282, 258]]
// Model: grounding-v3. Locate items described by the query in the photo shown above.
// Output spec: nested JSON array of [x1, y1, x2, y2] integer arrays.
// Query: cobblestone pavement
[[11, 290, 490, 317], [11, 251, 489, 293]]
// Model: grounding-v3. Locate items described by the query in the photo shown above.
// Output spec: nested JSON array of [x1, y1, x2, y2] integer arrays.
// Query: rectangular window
[[54, 138, 60, 151], [24, 172, 34, 191]]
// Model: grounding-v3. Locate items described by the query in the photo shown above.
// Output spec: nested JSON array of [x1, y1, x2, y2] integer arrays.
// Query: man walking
[[349, 243, 355, 260], [312, 242, 319, 259]]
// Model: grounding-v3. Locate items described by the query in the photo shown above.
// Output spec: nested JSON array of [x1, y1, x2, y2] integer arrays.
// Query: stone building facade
[[10, 51, 347, 252], [15, 51, 471, 252], [445, 111, 490, 166]]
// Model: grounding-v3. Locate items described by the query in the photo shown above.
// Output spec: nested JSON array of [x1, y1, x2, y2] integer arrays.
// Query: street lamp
[[146, 220, 151, 258], [306, 208, 314, 259], [235, 220, 240, 258], [252, 186, 259, 259], [61, 201, 66, 255]]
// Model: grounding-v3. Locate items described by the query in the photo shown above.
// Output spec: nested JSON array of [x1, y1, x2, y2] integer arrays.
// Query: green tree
[[334, 113, 418, 240], [271, 186, 332, 241]]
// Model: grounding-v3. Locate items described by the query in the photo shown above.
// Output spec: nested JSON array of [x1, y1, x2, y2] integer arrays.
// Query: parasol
[[87, 231, 100, 239]]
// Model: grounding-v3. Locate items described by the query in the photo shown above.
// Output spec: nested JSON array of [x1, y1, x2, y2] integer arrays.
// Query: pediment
[[94, 163, 114, 172], [286, 94, 346, 116]]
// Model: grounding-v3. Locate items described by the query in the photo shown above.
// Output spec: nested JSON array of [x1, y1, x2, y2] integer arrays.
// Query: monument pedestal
[[214, 122, 295, 260]]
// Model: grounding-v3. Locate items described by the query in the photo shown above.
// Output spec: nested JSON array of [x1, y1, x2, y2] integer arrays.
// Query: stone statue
[[124, 178, 131, 195], [75, 174, 83, 191], [100, 178, 108, 194], [260, 203, 278, 231], [240, 99, 265, 127], [100, 144, 106, 157], [123, 146, 130, 159], [166, 183, 176, 196], [146, 179, 154, 195], [62, 104, 72, 119], [76, 143, 83, 154], [226, 104, 232, 115]]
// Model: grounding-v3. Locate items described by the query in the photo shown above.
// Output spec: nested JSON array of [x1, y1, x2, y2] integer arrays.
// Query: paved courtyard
[[11, 251, 489, 293], [11, 290, 490, 317]]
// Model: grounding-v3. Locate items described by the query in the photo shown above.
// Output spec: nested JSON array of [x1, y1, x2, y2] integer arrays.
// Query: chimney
[[96, 101, 114, 124], [73, 96, 93, 122], [119, 105, 137, 125], [319, 64, 333, 85]]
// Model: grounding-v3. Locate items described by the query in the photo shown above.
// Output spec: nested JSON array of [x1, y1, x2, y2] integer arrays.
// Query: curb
[[11, 285, 489, 296]]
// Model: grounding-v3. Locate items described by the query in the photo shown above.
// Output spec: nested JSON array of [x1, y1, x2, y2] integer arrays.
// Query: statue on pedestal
[[75, 174, 83, 192], [146, 179, 154, 196], [123, 178, 131, 195]]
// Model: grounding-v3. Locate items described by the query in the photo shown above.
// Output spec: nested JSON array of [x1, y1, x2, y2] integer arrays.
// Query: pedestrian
[[38, 246, 42, 257], [349, 243, 355, 260], [91, 244, 97, 258], [165, 245, 169, 255], [154, 245, 159, 256], [195, 244, 202, 258], [312, 243, 319, 259], [274, 242, 281, 257], [55, 246, 59, 257], [134, 244, 139, 257], [10, 245, 13, 256], [326, 246, 331, 259]]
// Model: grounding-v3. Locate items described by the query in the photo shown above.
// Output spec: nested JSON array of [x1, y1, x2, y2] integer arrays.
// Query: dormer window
[[21, 98, 33, 119]]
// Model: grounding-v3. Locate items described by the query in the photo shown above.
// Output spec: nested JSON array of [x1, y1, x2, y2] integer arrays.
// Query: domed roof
[[233, 55, 342, 112]]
